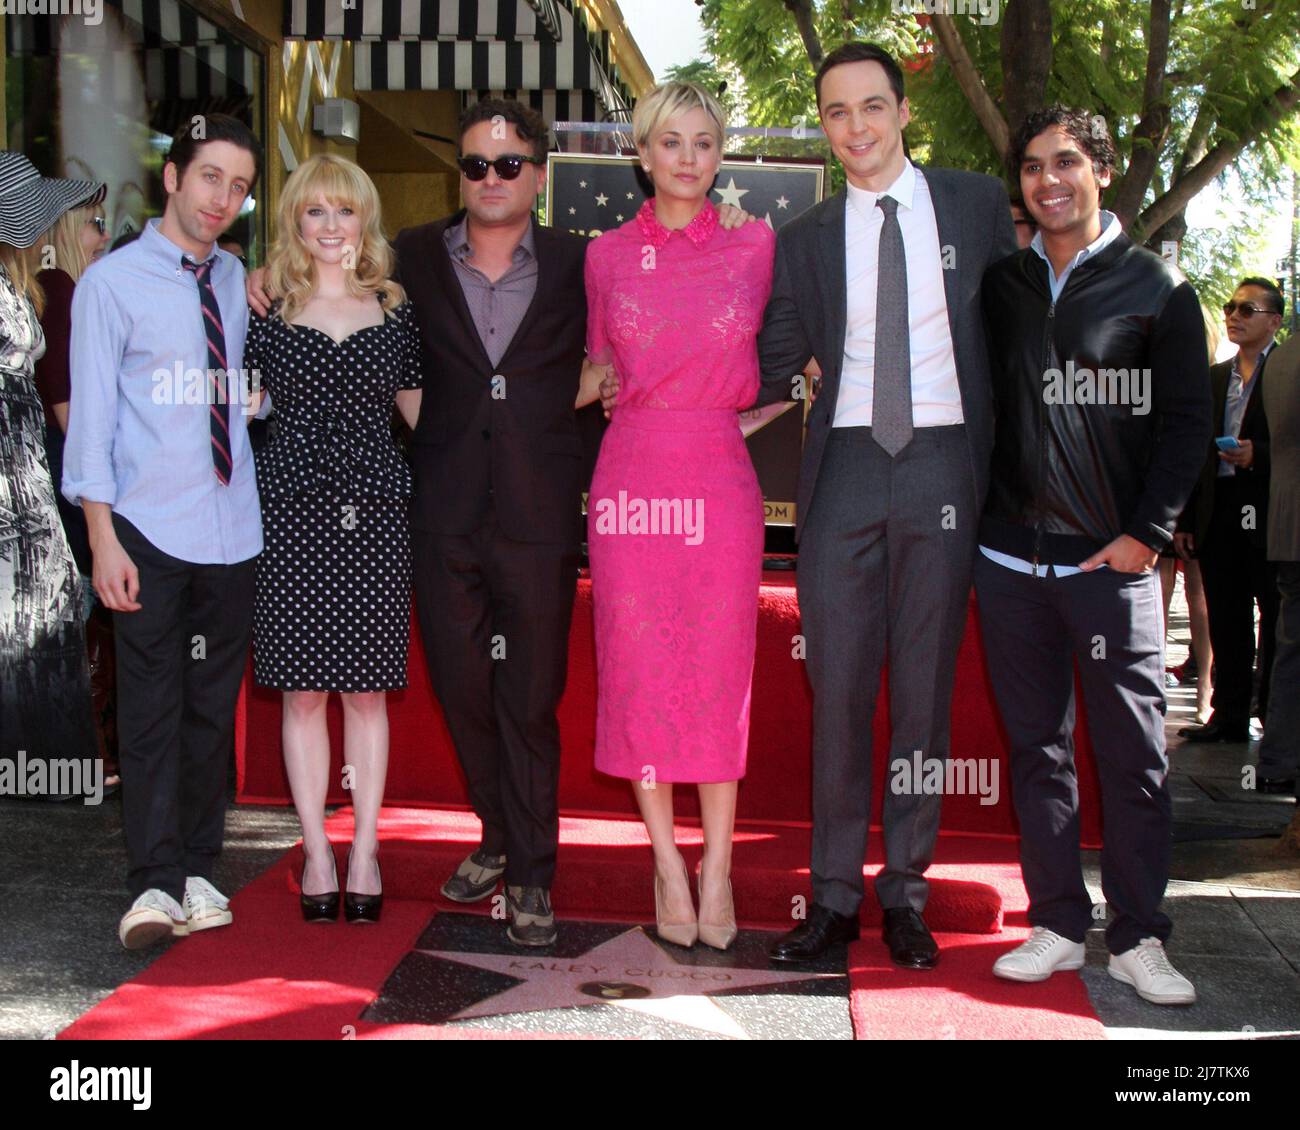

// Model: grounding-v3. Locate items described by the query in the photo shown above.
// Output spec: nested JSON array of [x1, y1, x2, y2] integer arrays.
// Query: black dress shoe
[[1178, 721, 1251, 743], [882, 907, 939, 969], [1258, 776, 1297, 796], [769, 904, 859, 963], [344, 850, 383, 925]]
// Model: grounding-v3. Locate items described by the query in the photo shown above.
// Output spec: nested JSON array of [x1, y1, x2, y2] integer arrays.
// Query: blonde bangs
[[267, 154, 405, 324]]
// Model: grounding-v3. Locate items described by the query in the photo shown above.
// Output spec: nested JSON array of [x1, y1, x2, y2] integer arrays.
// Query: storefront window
[[6, 0, 265, 261]]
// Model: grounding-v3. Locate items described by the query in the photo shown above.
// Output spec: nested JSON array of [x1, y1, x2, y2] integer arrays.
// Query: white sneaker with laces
[[1108, 937, 1196, 1005], [119, 889, 187, 950], [992, 926, 1086, 982], [183, 876, 233, 934]]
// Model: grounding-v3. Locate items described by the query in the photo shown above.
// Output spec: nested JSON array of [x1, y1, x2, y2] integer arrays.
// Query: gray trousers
[[973, 553, 1173, 954], [797, 425, 976, 917], [1259, 561, 1300, 788]]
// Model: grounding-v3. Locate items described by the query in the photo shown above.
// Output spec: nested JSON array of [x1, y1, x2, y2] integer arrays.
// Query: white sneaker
[[1108, 937, 1197, 1005], [183, 876, 233, 934], [993, 926, 1087, 982], [119, 889, 187, 950]]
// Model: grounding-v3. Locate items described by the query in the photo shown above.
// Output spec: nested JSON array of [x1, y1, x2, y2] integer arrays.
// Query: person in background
[[1178, 278, 1283, 744], [64, 114, 265, 949], [0, 152, 103, 795], [247, 154, 423, 925], [33, 196, 119, 790], [1257, 324, 1300, 798], [1162, 305, 1220, 724], [1010, 198, 1037, 250]]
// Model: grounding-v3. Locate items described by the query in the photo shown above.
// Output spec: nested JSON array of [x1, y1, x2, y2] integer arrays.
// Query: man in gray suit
[[759, 43, 1016, 966], [1259, 329, 1300, 797]]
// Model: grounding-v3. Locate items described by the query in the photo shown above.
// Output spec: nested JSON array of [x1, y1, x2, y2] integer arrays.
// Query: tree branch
[[1110, 0, 1173, 227], [930, 12, 1010, 161], [999, 0, 1053, 137], [783, 0, 823, 68], [1134, 66, 1300, 241]]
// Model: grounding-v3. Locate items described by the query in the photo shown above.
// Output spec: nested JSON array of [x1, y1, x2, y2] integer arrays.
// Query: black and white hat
[[0, 151, 107, 249]]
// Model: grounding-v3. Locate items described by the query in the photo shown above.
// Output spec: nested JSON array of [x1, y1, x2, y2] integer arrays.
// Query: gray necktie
[[872, 195, 912, 456]]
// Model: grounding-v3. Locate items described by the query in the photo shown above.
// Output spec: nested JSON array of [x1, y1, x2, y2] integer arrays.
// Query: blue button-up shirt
[[63, 219, 262, 564], [1030, 209, 1122, 303]]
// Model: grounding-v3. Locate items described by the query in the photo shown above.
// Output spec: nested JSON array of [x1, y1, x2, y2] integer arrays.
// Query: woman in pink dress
[[585, 82, 774, 950]]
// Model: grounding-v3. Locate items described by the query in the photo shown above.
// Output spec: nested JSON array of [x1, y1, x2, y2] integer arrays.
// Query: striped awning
[[351, 3, 628, 117], [284, 0, 564, 43]]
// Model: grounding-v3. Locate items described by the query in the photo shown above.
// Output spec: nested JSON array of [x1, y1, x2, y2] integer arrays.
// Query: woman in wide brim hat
[[0, 151, 107, 794]]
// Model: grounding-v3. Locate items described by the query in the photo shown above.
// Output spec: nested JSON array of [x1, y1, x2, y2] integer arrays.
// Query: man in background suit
[[756, 42, 1016, 967], [1258, 328, 1300, 798], [1179, 278, 1283, 744]]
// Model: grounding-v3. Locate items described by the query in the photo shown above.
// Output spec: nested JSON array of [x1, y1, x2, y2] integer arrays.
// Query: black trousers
[[1259, 561, 1300, 790], [414, 509, 578, 889], [1199, 477, 1278, 727], [974, 554, 1172, 955], [112, 516, 255, 903], [797, 426, 977, 917]]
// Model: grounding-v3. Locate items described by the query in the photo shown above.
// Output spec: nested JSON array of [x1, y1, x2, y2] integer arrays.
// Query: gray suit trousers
[[797, 425, 976, 917]]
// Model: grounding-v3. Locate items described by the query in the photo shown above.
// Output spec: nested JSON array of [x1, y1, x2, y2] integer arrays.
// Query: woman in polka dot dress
[[246, 155, 422, 923]]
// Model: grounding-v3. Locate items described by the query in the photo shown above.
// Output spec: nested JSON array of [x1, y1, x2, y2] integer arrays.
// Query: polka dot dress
[[247, 299, 423, 693]]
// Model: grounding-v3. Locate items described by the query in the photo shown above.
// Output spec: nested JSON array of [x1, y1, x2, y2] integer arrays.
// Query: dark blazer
[[1261, 334, 1299, 562], [753, 165, 1016, 539], [396, 214, 589, 546], [1181, 350, 1272, 553]]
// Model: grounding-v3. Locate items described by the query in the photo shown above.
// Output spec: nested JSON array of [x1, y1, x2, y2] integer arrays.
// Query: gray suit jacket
[[755, 165, 1016, 539], [1262, 332, 1300, 562]]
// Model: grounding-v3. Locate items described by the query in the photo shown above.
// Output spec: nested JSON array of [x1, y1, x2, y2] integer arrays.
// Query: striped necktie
[[181, 255, 233, 485]]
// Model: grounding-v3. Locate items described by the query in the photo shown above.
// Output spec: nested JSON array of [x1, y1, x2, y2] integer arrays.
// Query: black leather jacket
[[979, 231, 1211, 566]]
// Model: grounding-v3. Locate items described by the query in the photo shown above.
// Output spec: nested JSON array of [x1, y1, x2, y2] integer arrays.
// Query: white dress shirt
[[834, 160, 962, 430]]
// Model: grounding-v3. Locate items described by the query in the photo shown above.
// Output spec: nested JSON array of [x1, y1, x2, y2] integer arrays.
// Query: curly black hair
[[1009, 106, 1117, 183]]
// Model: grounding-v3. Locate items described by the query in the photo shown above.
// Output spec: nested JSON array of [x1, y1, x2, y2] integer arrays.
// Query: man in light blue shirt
[[63, 114, 264, 950]]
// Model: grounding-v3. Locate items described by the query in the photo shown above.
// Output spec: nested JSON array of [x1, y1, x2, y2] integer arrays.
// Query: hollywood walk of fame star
[[776, 195, 790, 210], [419, 927, 840, 1039], [713, 177, 749, 209], [595, 192, 610, 207]]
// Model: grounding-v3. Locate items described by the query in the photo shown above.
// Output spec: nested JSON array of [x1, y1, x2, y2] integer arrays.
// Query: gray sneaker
[[506, 885, 557, 947], [440, 850, 507, 903]]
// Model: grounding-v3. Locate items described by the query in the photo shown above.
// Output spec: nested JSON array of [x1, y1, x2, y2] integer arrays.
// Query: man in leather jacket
[[974, 107, 1211, 1005]]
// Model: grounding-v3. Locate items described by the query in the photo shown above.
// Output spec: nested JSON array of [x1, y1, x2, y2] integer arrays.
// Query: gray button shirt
[[443, 218, 539, 368], [1219, 341, 1274, 478]]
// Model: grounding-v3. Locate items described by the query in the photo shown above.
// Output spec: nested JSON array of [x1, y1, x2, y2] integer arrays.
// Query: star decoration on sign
[[713, 177, 750, 209], [580, 180, 588, 189], [776, 196, 790, 210], [421, 927, 839, 1039], [595, 193, 609, 207], [626, 191, 635, 200], [616, 214, 625, 222], [568, 206, 576, 215]]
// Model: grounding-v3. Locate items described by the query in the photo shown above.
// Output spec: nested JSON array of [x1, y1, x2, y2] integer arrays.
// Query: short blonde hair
[[632, 81, 726, 151], [267, 154, 404, 325], [35, 204, 97, 284]]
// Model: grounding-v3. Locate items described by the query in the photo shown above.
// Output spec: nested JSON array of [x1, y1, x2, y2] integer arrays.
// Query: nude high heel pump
[[697, 864, 738, 951], [654, 858, 698, 947]]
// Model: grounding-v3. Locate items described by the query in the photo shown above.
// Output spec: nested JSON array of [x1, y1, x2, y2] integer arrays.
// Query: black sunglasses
[[1223, 301, 1278, 318], [457, 153, 544, 182]]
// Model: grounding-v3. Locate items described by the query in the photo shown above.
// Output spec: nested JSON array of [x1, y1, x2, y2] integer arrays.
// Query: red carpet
[[236, 573, 1105, 845], [59, 807, 1103, 1040]]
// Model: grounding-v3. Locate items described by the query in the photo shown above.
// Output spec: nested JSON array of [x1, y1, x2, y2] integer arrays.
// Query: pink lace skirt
[[588, 405, 763, 783]]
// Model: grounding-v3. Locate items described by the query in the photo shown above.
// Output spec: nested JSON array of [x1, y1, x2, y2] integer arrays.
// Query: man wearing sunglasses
[[1178, 278, 1284, 745]]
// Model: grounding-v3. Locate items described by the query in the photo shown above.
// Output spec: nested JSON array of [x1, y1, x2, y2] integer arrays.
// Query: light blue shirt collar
[[1030, 209, 1122, 302], [141, 217, 227, 278]]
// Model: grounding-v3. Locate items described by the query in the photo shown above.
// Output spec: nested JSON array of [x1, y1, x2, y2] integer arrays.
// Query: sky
[[617, 0, 705, 81]]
